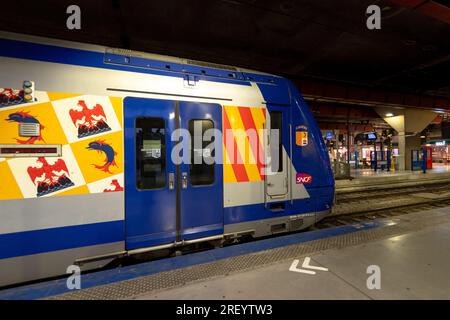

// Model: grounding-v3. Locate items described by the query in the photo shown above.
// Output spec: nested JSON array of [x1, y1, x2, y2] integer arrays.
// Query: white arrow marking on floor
[[289, 257, 329, 275]]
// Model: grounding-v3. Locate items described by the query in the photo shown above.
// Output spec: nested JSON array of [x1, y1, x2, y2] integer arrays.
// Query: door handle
[[169, 173, 175, 191], [182, 172, 188, 189]]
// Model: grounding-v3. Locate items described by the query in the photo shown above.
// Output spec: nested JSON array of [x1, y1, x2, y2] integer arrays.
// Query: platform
[[1, 204, 450, 300], [350, 165, 450, 178], [336, 167, 450, 193], [133, 207, 450, 300]]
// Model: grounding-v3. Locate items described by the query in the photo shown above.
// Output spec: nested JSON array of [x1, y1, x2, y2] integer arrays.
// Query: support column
[[375, 107, 437, 171], [397, 132, 406, 171], [405, 134, 422, 170]]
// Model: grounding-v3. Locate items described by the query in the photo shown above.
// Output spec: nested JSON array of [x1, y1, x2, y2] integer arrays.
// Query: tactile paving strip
[[48, 209, 450, 300]]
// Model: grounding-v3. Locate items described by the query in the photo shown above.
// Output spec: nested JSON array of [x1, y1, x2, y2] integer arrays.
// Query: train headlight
[[23, 80, 35, 102]]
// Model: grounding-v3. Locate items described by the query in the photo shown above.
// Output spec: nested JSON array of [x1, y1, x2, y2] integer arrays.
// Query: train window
[[136, 117, 166, 190], [189, 119, 215, 186], [270, 111, 283, 173]]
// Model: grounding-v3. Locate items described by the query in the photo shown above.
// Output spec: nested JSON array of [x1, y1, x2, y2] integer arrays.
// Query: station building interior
[[1, 0, 450, 303], [306, 85, 450, 177]]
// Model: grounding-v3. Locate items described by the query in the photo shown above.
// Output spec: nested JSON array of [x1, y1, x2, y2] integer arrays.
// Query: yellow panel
[[47, 92, 82, 101], [0, 161, 23, 201], [224, 106, 261, 182], [70, 131, 124, 184], [55, 185, 89, 197], [250, 107, 266, 144], [296, 131, 309, 146], [109, 97, 123, 129], [0, 102, 68, 145]]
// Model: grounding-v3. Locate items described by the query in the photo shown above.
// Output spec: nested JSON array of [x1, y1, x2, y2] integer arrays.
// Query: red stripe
[[238, 107, 265, 179], [223, 109, 249, 182]]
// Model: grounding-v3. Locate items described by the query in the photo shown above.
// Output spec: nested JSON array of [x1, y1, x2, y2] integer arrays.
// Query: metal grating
[[48, 210, 450, 300], [186, 59, 238, 71], [19, 123, 40, 137]]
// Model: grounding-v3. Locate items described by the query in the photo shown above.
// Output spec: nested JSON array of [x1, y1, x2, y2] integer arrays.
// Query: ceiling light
[[385, 113, 394, 117]]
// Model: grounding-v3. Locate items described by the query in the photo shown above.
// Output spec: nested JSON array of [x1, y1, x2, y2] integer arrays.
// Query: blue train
[[0, 31, 334, 287]]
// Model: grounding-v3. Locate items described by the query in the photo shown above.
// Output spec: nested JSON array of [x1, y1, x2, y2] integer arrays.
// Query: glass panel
[[136, 117, 166, 190], [189, 119, 215, 186], [270, 111, 283, 173]]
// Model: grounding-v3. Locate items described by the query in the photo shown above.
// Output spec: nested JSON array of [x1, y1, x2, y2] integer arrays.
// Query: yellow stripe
[[250, 107, 266, 130], [250, 107, 266, 177], [47, 92, 82, 101], [225, 106, 261, 182], [250, 106, 266, 151], [223, 142, 237, 183]]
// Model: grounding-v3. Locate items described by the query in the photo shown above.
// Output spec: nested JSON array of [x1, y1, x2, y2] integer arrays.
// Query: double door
[[124, 98, 223, 250]]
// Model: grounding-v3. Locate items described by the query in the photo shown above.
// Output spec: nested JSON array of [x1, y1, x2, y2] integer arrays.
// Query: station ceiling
[[0, 0, 449, 99]]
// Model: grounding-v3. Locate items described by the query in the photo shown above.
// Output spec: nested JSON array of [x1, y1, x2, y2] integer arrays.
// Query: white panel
[[51, 95, 122, 143], [0, 192, 124, 234], [87, 173, 124, 193]]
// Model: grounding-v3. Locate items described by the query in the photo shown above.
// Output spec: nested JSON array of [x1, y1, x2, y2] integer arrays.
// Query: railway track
[[336, 176, 450, 195], [337, 182, 450, 202], [315, 186, 450, 230]]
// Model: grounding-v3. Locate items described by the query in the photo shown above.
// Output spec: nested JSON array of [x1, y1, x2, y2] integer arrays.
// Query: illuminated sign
[[296, 125, 309, 147], [296, 173, 313, 184], [0, 144, 62, 158]]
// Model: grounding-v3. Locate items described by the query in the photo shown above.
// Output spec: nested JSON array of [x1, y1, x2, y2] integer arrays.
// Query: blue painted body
[[179, 102, 224, 240], [124, 98, 224, 249], [220, 80, 335, 226], [124, 98, 178, 249], [0, 221, 124, 260]]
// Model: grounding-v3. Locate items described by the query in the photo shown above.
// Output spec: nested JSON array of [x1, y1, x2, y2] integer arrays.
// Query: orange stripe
[[225, 106, 261, 181], [223, 108, 249, 182], [238, 107, 265, 179]]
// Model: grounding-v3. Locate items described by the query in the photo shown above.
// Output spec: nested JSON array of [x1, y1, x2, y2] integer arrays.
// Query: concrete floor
[[133, 207, 450, 300]]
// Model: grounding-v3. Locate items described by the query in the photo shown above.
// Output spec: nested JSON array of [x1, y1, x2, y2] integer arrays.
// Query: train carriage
[[0, 32, 334, 287]]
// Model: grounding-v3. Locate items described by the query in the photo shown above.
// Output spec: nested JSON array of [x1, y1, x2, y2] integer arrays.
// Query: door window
[[136, 117, 166, 190], [270, 111, 283, 173], [188, 119, 215, 186]]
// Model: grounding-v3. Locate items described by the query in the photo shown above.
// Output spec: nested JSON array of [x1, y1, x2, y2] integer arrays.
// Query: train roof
[[0, 31, 282, 84]]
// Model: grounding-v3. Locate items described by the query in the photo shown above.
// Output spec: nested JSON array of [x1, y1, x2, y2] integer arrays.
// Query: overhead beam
[[389, 0, 450, 24], [295, 78, 450, 111]]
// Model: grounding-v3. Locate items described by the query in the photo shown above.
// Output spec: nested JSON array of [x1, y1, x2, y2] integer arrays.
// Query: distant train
[[0, 32, 335, 287]]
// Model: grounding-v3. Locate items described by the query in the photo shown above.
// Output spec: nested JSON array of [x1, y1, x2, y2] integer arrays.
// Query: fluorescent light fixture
[[385, 113, 394, 117]]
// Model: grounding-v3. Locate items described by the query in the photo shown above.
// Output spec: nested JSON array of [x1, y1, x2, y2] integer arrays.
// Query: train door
[[266, 106, 289, 199], [124, 98, 223, 250], [179, 102, 224, 240]]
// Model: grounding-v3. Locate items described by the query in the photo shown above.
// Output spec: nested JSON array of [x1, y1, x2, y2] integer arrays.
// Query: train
[[0, 31, 335, 287]]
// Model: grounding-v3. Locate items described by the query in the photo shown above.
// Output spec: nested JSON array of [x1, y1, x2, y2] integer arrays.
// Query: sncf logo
[[296, 173, 312, 185]]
